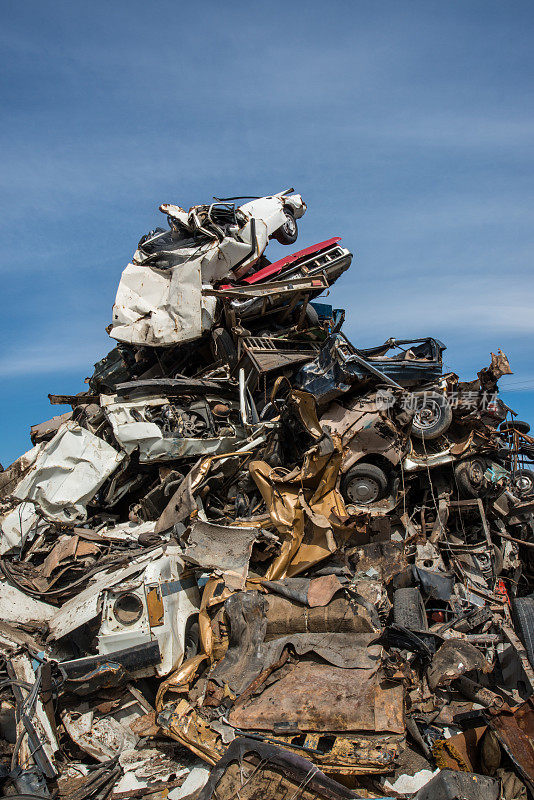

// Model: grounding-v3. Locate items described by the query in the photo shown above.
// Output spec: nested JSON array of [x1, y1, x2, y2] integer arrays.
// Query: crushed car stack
[[2, 190, 534, 800]]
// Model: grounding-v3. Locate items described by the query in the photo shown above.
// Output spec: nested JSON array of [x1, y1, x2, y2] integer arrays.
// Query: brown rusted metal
[[229, 662, 404, 734], [488, 700, 534, 790], [146, 586, 164, 627]]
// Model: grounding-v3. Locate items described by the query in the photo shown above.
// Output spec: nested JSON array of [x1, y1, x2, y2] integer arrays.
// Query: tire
[[305, 304, 320, 325], [411, 391, 453, 440], [393, 588, 428, 632], [513, 468, 534, 498], [340, 463, 388, 505], [511, 595, 534, 669], [183, 619, 199, 661], [454, 457, 490, 498], [273, 209, 298, 245], [500, 420, 531, 434], [210, 327, 237, 366]]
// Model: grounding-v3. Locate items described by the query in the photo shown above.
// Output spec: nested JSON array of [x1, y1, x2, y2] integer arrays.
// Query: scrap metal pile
[[2, 190, 534, 800]]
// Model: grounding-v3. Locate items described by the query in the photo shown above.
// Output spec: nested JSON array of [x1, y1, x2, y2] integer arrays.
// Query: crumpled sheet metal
[[263, 631, 381, 669], [260, 573, 345, 607], [228, 661, 404, 734], [431, 725, 492, 773], [0, 441, 43, 501], [198, 575, 232, 663], [40, 533, 99, 579], [30, 411, 73, 444], [477, 348, 513, 389], [250, 434, 350, 578], [156, 653, 207, 712], [427, 639, 493, 691], [155, 457, 210, 533], [269, 731, 404, 777], [62, 708, 138, 762], [115, 748, 192, 795], [0, 501, 49, 555], [47, 546, 200, 677], [156, 656, 222, 765], [10, 421, 124, 523], [347, 539, 408, 584], [101, 392, 248, 463], [295, 333, 445, 404], [487, 700, 534, 791], [0, 581, 56, 626], [157, 665, 404, 776], [110, 258, 217, 348], [207, 591, 380, 696], [182, 520, 272, 590], [286, 388, 325, 440], [320, 394, 407, 471], [414, 769, 500, 800], [208, 590, 268, 694], [48, 547, 165, 639], [154, 451, 255, 534]]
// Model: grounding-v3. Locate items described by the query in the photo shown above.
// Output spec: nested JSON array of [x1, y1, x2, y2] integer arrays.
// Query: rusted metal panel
[[146, 586, 164, 627], [488, 701, 534, 790], [229, 662, 404, 734]]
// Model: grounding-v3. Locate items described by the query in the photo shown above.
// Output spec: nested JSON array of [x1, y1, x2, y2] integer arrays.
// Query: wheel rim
[[284, 213, 296, 234], [414, 398, 442, 431], [516, 475, 533, 494], [469, 461, 485, 486], [345, 476, 380, 504]]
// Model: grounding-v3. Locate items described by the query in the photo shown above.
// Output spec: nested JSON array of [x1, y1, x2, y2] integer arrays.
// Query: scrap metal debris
[[1, 189, 534, 799]]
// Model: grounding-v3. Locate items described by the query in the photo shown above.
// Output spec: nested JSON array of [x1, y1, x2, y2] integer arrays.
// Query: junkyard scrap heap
[[1, 189, 534, 800]]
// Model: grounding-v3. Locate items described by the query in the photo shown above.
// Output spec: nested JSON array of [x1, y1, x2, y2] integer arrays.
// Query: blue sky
[[1, 0, 534, 466]]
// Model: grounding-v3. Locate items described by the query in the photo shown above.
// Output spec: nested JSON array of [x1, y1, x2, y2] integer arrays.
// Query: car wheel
[[273, 209, 298, 245], [454, 457, 490, 498], [210, 327, 237, 367], [393, 588, 428, 632], [513, 468, 534, 498], [183, 619, 199, 661], [411, 391, 453, 440], [511, 596, 534, 669], [340, 463, 388, 505], [500, 420, 531, 434]]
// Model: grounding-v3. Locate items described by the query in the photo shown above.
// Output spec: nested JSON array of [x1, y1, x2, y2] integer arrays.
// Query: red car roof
[[239, 237, 342, 285]]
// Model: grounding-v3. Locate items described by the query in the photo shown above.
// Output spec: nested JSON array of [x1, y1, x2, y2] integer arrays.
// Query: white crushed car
[[109, 190, 306, 348]]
